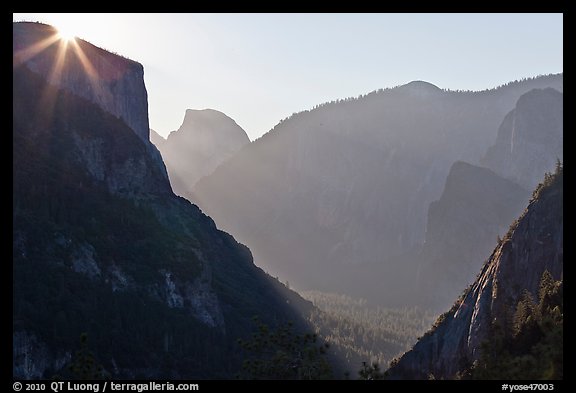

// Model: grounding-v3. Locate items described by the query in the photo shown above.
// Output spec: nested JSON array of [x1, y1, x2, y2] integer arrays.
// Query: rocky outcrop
[[71, 131, 170, 197], [416, 161, 530, 308], [160, 268, 224, 330], [482, 88, 563, 190], [13, 331, 71, 379], [387, 169, 563, 379], [70, 243, 101, 279], [155, 109, 250, 196]]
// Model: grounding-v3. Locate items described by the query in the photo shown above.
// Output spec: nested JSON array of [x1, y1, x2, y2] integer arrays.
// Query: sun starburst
[[14, 23, 100, 121], [56, 26, 76, 43]]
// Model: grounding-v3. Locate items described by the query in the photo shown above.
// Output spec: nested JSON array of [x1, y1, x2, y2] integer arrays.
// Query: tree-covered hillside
[[301, 291, 435, 374]]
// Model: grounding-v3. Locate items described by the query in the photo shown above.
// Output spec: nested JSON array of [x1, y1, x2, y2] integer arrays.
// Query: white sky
[[13, 13, 563, 140]]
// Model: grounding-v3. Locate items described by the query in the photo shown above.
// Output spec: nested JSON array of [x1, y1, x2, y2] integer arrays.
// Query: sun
[[56, 25, 76, 43]]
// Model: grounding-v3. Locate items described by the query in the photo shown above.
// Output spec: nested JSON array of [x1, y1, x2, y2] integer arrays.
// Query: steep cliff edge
[[13, 22, 149, 142], [13, 22, 169, 186], [415, 161, 530, 308], [13, 22, 311, 379], [482, 88, 563, 190], [387, 168, 563, 379]]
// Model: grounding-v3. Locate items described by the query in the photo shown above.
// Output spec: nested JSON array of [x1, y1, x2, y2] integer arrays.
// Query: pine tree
[[237, 317, 333, 380], [358, 361, 385, 380], [67, 333, 109, 380]]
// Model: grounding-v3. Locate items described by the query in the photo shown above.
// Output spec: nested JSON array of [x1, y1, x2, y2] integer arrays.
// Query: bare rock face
[[13, 22, 170, 193], [482, 88, 563, 190], [13, 332, 71, 379], [155, 109, 250, 196], [13, 22, 149, 142], [159, 268, 224, 330], [387, 170, 563, 379]]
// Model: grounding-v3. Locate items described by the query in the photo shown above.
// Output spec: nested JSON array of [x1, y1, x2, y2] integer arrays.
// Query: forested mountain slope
[[13, 22, 311, 379]]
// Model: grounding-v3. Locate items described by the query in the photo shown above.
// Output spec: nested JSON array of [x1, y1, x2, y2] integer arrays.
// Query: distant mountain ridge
[[190, 73, 562, 304]]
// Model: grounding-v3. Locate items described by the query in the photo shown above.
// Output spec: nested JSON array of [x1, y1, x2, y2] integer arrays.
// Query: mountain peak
[[158, 109, 250, 195], [169, 109, 249, 140], [397, 80, 442, 97], [185, 108, 228, 119]]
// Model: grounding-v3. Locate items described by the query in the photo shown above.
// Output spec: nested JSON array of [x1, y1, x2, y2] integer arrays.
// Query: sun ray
[[67, 39, 106, 100], [13, 34, 60, 68], [68, 39, 98, 80], [15, 24, 112, 128], [48, 39, 69, 85], [37, 38, 70, 121]]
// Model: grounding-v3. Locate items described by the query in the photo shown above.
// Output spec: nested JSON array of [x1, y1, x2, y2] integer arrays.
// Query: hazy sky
[[13, 13, 563, 140]]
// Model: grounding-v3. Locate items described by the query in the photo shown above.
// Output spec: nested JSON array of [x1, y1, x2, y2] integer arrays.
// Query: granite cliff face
[[13, 22, 311, 379], [153, 109, 250, 197], [388, 169, 563, 379], [13, 22, 150, 142], [416, 161, 530, 308], [482, 88, 563, 190], [13, 22, 169, 189], [191, 75, 563, 301]]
